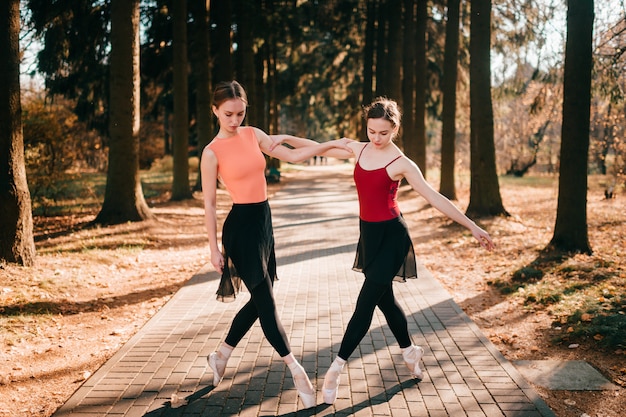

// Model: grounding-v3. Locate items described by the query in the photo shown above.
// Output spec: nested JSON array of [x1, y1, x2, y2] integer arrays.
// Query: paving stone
[[514, 359, 619, 390]]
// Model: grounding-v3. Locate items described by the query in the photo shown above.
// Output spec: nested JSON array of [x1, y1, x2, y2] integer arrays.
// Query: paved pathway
[[53, 164, 556, 417]]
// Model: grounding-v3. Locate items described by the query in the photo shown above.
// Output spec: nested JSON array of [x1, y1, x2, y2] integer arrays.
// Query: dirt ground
[[0, 166, 624, 417]]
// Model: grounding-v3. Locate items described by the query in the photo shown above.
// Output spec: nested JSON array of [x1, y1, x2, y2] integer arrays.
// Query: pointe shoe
[[296, 384, 316, 409], [291, 369, 316, 409], [322, 361, 343, 404], [207, 352, 226, 386], [403, 345, 425, 380]]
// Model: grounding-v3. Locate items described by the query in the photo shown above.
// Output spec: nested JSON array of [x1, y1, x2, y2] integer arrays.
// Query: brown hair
[[212, 80, 249, 108], [363, 97, 402, 128]]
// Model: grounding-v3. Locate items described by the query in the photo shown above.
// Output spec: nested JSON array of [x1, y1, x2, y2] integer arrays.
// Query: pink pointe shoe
[[322, 369, 340, 404], [208, 352, 227, 386], [288, 363, 316, 409], [403, 345, 425, 380], [322, 358, 345, 404]]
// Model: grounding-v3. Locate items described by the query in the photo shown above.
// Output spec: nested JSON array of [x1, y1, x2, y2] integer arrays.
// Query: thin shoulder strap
[[384, 154, 402, 168], [356, 142, 368, 163]]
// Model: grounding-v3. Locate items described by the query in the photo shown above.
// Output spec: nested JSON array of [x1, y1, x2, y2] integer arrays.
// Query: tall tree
[[95, 0, 152, 224], [210, 0, 233, 84], [362, 0, 376, 141], [191, 0, 212, 191], [235, 0, 258, 125], [375, 0, 388, 97], [387, 0, 403, 104], [548, 0, 594, 254], [171, 0, 192, 200], [439, 0, 461, 200], [412, 0, 428, 172], [467, 0, 508, 217], [402, 0, 416, 156], [0, 0, 36, 265], [28, 0, 110, 133]]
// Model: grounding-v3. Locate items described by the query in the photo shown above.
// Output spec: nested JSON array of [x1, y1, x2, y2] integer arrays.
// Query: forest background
[[1, 0, 625, 416]]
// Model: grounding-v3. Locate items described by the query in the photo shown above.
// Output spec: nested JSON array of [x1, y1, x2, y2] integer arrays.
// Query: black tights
[[224, 276, 291, 357], [338, 279, 412, 360]]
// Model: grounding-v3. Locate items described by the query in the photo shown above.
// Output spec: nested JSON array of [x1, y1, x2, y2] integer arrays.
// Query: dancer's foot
[[402, 345, 424, 380], [288, 362, 316, 409], [207, 345, 232, 386], [322, 357, 345, 404]]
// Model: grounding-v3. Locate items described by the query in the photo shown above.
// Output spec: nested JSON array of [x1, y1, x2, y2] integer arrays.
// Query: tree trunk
[[210, 0, 233, 84], [402, 0, 416, 157], [171, 0, 192, 200], [375, 1, 388, 97], [95, 0, 152, 224], [361, 0, 376, 141], [0, 0, 36, 265], [467, 0, 508, 217], [439, 0, 460, 200], [387, 0, 403, 102], [235, 0, 258, 126], [191, 0, 212, 192], [412, 0, 427, 173], [549, 0, 594, 254]]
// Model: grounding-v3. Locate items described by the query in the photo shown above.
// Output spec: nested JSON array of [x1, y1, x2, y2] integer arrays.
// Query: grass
[[30, 161, 198, 216], [493, 254, 626, 350]]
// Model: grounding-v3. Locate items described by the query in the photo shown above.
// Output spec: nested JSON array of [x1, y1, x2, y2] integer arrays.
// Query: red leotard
[[353, 144, 402, 222]]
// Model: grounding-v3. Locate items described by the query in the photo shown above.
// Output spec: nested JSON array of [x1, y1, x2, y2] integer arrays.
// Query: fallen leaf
[[170, 393, 188, 408]]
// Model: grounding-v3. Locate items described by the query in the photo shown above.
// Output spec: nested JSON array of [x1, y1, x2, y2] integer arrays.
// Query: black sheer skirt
[[216, 200, 278, 302], [352, 215, 418, 284]]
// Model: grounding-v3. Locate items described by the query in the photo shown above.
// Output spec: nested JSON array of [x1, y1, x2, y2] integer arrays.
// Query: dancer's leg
[[323, 280, 382, 404], [376, 283, 424, 379], [250, 277, 315, 408], [224, 298, 258, 347], [247, 276, 290, 356], [337, 280, 384, 360], [375, 284, 411, 348]]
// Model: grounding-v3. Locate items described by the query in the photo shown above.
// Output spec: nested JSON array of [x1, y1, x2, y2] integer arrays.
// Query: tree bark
[[235, 0, 258, 126], [361, 0, 376, 141], [467, 0, 508, 217], [549, 0, 594, 254], [412, 0, 427, 173], [171, 0, 192, 200], [95, 0, 152, 224], [210, 0, 233, 84], [0, 0, 36, 265], [375, 1, 388, 97], [191, 0, 212, 192], [439, 0, 460, 200], [401, 0, 416, 157]]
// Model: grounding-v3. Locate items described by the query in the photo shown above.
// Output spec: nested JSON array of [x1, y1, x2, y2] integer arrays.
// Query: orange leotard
[[208, 126, 267, 204]]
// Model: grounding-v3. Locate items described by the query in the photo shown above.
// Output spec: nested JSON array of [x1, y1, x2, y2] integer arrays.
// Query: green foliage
[[511, 266, 544, 282], [27, 0, 111, 132], [22, 97, 108, 215], [555, 287, 626, 349], [494, 253, 626, 350]]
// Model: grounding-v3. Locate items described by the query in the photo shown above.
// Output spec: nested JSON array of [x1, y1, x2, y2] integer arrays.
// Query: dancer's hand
[[472, 226, 495, 251], [211, 251, 225, 274], [268, 135, 284, 151]]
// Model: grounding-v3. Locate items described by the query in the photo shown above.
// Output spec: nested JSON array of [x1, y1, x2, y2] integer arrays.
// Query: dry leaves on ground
[[1, 168, 624, 417]]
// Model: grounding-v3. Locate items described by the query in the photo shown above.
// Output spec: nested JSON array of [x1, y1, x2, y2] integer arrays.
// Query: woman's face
[[213, 98, 247, 135], [367, 118, 397, 148]]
